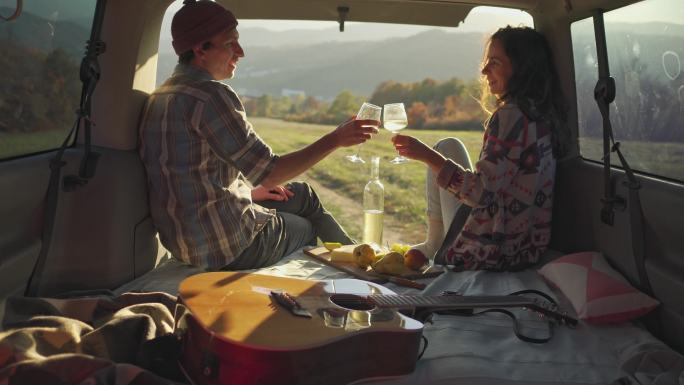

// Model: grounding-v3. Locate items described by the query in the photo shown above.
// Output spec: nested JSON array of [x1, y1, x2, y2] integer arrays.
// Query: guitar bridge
[[270, 291, 312, 318]]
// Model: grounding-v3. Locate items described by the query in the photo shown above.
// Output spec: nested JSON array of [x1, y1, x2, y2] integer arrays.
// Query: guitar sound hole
[[330, 294, 375, 311]]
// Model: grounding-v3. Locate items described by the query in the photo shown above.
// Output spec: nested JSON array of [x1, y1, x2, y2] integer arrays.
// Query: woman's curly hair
[[482, 26, 570, 158]]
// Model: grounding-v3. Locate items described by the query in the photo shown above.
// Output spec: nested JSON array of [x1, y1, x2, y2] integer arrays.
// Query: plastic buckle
[[593, 76, 616, 103]]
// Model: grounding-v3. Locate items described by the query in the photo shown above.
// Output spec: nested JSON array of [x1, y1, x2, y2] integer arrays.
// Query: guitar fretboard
[[369, 294, 534, 309]]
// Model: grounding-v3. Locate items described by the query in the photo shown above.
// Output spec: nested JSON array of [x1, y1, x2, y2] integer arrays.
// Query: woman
[[392, 26, 569, 271]]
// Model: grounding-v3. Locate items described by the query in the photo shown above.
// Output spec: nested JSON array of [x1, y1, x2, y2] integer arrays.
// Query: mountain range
[[157, 28, 488, 99], [157, 21, 684, 99], [3, 3, 681, 102]]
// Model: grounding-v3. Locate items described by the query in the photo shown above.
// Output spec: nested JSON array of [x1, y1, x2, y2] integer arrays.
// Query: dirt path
[[298, 174, 416, 245]]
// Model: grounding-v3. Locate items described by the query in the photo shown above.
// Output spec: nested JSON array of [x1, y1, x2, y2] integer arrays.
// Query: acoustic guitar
[[175, 272, 575, 385]]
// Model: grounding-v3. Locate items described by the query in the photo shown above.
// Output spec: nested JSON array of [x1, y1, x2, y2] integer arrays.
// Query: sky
[[604, 0, 683, 24], [162, 0, 683, 36], [236, 6, 533, 33], [161, 3, 534, 39]]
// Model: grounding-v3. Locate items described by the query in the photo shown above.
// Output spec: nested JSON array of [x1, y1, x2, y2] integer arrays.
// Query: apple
[[403, 248, 428, 271]]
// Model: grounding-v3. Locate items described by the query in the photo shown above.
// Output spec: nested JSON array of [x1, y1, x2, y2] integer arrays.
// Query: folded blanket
[[0, 292, 186, 385]]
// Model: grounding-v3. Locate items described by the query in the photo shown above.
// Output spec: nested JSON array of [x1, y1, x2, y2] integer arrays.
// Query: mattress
[[114, 250, 684, 385]]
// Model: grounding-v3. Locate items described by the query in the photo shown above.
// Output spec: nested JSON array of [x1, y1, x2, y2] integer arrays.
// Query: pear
[[353, 244, 376, 268], [371, 252, 405, 275]]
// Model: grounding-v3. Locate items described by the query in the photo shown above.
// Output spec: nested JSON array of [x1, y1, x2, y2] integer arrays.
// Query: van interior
[[0, 0, 683, 384]]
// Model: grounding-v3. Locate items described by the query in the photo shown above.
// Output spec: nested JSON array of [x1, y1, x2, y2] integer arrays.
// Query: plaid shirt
[[139, 64, 278, 270], [437, 104, 555, 270]]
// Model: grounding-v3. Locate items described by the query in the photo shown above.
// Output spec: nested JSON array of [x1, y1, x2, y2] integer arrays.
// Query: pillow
[[538, 251, 659, 324]]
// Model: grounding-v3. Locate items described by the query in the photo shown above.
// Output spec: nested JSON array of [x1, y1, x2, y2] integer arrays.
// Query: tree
[[443, 95, 460, 117], [271, 96, 293, 117], [413, 78, 438, 104], [42, 48, 79, 127], [302, 96, 320, 112], [255, 94, 272, 117], [407, 102, 429, 129], [437, 78, 465, 102], [328, 90, 362, 122], [370, 81, 408, 106], [242, 98, 258, 115]]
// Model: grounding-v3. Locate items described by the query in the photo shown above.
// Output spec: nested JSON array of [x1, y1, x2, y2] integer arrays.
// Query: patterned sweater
[[436, 103, 556, 270]]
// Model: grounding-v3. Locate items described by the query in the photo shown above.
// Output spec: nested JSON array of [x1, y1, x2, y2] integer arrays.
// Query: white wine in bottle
[[362, 156, 384, 247]]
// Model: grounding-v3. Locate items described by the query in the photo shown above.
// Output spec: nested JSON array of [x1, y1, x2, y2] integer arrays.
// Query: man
[[139, 0, 378, 270]]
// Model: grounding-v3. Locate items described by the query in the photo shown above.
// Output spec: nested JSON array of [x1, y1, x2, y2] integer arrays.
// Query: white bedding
[[115, 250, 684, 385]]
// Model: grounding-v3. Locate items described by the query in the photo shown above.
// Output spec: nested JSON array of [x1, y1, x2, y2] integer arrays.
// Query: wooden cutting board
[[303, 246, 444, 283]]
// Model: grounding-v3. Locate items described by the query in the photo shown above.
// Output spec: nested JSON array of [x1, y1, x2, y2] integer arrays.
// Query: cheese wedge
[[329, 244, 357, 262], [323, 242, 343, 251]]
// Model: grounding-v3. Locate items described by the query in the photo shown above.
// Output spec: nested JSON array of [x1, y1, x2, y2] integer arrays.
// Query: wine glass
[[383, 103, 409, 164], [345, 102, 382, 164]]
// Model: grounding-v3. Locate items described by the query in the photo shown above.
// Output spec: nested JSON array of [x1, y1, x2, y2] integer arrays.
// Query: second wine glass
[[345, 102, 382, 164], [383, 103, 409, 164]]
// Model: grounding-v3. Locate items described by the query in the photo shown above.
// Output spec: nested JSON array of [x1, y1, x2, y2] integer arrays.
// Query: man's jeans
[[224, 181, 353, 270]]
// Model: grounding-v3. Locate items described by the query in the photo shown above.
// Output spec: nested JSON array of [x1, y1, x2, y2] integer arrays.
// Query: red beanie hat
[[171, 0, 238, 55]]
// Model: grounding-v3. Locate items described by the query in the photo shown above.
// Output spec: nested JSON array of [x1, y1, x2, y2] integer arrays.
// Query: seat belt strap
[[71, 0, 108, 186], [24, 0, 108, 296], [592, 12, 652, 295], [24, 123, 77, 296]]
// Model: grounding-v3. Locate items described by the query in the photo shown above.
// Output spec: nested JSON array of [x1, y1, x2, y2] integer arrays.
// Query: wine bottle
[[362, 156, 384, 247]]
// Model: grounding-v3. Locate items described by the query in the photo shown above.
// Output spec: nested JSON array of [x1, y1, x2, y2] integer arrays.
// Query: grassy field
[[252, 117, 485, 244], [0, 129, 72, 159], [5, 118, 681, 244], [0, 118, 484, 244], [579, 137, 684, 181]]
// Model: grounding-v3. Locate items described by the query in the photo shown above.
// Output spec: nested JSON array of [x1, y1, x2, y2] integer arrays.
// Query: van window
[[155, 5, 532, 244], [572, 0, 684, 181], [0, 0, 96, 159]]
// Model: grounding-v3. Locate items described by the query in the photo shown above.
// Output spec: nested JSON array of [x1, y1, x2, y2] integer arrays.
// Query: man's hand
[[330, 116, 379, 148], [391, 134, 447, 172], [251, 185, 294, 202], [259, 116, 379, 188]]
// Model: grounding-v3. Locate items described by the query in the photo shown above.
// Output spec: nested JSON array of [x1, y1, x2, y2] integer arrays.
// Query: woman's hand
[[391, 134, 447, 172], [251, 185, 294, 202]]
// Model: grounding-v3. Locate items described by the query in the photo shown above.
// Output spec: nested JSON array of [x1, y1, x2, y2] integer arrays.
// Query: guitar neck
[[369, 294, 533, 310], [368, 294, 577, 326]]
